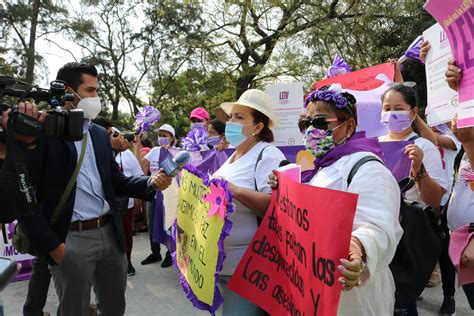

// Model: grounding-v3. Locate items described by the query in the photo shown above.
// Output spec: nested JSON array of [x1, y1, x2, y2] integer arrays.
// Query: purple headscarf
[[301, 131, 385, 183]]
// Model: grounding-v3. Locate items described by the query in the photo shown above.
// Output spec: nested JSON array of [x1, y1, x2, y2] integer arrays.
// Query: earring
[[251, 132, 255, 136]]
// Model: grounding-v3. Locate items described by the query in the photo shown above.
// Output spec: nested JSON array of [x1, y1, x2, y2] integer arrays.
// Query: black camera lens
[[123, 133, 135, 142]]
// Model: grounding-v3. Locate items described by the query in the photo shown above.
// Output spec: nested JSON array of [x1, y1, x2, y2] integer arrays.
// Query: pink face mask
[[381, 111, 413, 133]]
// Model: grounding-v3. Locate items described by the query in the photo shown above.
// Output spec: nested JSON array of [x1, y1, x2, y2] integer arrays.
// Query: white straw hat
[[220, 89, 279, 128]]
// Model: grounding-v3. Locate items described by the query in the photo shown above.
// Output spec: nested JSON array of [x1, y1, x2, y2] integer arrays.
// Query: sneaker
[[141, 253, 162, 265], [127, 262, 136, 276], [439, 296, 456, 315], [161, 251, 173, 268]]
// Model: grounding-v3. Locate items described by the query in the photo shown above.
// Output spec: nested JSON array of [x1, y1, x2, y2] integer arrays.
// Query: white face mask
[[75, 96, 102, 120]]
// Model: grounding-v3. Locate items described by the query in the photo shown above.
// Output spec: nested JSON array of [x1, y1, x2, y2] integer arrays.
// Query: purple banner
[[1, 222, 35, 282], [380, 141, 413, 182], [159, 143, 411, 185]]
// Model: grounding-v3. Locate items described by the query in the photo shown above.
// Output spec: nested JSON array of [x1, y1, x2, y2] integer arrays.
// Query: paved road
[[2, 233, 472, 315]]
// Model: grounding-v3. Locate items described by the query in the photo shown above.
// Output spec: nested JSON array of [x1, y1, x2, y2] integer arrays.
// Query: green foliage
[[0, 0, 441, 130], [149, 68, 236, 138], [0, 0, 68, 81]]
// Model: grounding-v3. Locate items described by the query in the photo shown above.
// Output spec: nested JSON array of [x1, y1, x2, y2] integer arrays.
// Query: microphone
[[279, 160, 291, 168], [162, 150, 191, 177]]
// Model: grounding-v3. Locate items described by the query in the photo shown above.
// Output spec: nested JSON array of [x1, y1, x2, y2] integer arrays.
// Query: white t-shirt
[[145, 147, 162, 176], [213, 142, 285, 275], [379, 132, 448, 205], [447, 154, 474, 231], [115, 150, 143, 208], [437, 132, 462, 205], [309, 151, 402, 316]]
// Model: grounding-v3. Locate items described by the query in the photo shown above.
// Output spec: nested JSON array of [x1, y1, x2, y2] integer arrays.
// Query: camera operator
[[0, 101, 46, 224], [13, 62, 172, 316]]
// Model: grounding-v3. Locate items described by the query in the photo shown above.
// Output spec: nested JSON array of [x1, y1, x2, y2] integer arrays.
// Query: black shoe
[[132, 230, 137, 236], [161, 251, 173, 268], [141, 253, 162, 265], [439, 296, 455, 315], [127, 262, 136, 276]]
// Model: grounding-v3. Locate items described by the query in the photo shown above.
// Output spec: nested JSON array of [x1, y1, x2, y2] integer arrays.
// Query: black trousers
[[23, 257, 51, 316], [439, 206, 456, 297]]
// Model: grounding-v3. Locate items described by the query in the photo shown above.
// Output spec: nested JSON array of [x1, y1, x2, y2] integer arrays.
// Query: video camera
[[0, 76, 84, 142]]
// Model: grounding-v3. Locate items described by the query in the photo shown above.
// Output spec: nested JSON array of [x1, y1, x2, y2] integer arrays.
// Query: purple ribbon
[[181, 127, 209, 151], [135, 106, 161, 133], [400, 35, 424, 64], [326, 54, 352, 78]]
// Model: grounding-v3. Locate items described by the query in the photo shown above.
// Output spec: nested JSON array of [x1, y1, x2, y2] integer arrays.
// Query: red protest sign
[[227, 173, 358, 316], [314, 63, 395, 91]]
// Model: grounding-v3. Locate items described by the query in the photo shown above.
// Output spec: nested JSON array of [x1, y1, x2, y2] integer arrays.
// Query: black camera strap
[[7, 119, 37, 213]]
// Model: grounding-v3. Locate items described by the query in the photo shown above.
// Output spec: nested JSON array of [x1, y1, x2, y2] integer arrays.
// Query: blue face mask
[[225, 122, 252, 147]]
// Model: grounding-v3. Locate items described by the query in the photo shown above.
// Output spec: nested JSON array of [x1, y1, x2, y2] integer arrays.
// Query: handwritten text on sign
[[176, 170, 224, 306], [228, 173, 358, 315]]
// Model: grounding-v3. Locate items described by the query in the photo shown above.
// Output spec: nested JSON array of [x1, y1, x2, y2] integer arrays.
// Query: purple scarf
[[301, 131, 385, 183]]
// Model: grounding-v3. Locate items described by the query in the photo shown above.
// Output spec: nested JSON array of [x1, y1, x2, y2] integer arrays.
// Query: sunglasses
[[298, 115, 339, 133]]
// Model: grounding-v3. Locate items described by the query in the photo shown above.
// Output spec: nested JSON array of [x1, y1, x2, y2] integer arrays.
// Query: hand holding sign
[[338, 238, 366, 291], [174, 167, 234, 313], [227, 172, 358, 315], [445, 59, 463, 92]]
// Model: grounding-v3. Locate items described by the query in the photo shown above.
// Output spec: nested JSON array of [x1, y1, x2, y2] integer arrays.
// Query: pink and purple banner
[[1, 222, 34, 282], [424, 0, 474, 128]]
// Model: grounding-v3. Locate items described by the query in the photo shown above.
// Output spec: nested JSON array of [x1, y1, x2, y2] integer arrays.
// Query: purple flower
[[318, 90, 334, 101], [335, 95, 348, 109], [303, 87, 353, 111], [304, 90, 319, 108], [135, 106, 161, 133]]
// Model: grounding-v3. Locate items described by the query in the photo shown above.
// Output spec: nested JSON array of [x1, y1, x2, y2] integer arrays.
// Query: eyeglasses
[[298, 115, 339, 133]]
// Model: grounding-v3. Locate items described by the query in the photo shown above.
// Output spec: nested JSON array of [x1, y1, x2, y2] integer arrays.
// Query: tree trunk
[[112, 101, 119, 121], [25, 0, 40, 83], [235, 74, 256, 98]]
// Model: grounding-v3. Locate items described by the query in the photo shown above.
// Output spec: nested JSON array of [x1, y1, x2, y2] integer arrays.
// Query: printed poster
[[265, 83, 305, 146], [425, 0, 474, 128]]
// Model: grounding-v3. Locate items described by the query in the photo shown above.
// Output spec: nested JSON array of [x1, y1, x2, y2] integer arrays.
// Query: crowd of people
[[0, 36, 473, 316]]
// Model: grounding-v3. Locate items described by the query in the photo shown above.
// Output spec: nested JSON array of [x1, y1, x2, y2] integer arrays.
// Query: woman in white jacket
[[270, 85, 403, 315]]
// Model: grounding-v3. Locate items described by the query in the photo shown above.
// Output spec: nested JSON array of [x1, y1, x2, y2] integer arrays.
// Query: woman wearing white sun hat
[[213, 89, 285, 315]]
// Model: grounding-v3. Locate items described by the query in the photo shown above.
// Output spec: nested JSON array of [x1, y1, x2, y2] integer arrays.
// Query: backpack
[[348, 156, 442, 301]]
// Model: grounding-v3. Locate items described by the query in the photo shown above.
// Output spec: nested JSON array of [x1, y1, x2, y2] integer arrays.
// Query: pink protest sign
[[424, 0, 474, 128], [315, 65, 395, 138]]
